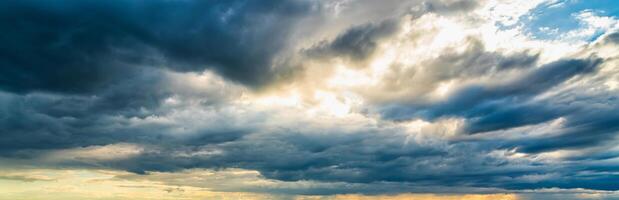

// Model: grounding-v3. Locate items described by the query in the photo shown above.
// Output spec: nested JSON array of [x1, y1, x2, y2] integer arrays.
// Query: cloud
[[306, 20, 399, 61], [0, 0, 315, 94], [1, 0, 619, 197], [378, 57, 602, 133], [0, 174, 55, 182], [360, 38, 541, 103], [508, 110, 619, 154], [0, 70, 249, 154], [420, 0, 479, 15], [603, 32, 619, 44]]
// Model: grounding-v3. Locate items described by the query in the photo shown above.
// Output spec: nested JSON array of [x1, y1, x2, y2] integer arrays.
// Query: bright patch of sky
[[518, 0, 619, 41]]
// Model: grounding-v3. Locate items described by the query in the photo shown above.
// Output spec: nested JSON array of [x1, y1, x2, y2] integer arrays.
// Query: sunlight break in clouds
[[1, 0, 619, 199]]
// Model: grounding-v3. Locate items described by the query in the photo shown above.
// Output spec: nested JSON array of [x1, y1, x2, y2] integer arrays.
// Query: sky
[[1, 0, 619, 199]]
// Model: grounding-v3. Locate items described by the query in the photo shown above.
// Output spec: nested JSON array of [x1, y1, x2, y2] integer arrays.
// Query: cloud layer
[[1, 0, 619, 199]]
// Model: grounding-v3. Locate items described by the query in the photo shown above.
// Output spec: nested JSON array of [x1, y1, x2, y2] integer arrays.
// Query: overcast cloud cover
[[1, 0, 619, 199]]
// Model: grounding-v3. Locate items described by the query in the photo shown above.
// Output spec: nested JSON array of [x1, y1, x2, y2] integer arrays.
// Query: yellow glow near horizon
[[0, 169, 277, 200], [0, 167, 527, 200], [0, 168, 523, 200]]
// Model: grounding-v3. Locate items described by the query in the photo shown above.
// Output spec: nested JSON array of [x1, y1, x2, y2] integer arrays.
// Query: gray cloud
[[305, 20, 399, 62], [0, 0, 315, 94], [507, 110, 619, 154], [1, 0, 619, 197], [379, 57, 602, 134], [421, 0, 479, 15], [361, 38, 540, 104], [602, 32, 619, 44]]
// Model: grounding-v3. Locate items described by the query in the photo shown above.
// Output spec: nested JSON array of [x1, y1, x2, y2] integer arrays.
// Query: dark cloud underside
[[0, 0, 313, 94]]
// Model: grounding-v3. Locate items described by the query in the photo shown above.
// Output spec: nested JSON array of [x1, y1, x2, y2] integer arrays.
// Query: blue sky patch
[[521, 0, 619, 40]]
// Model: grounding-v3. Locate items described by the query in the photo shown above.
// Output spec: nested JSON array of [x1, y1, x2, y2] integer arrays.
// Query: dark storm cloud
[[98, 128, 573, 193], [602, 32, 619, 44], [380, 57, 603, 134], [0, 69, 249, 155], [461, 101, 567, 134], [0, 68, 171, 153], [0, 0, 314, 94], [62, 121, 619, 193], [506, 110, 619, 154], [306, 20, 398, 61], [1, 93, 521, 191], [89, 125, 485, 185]]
